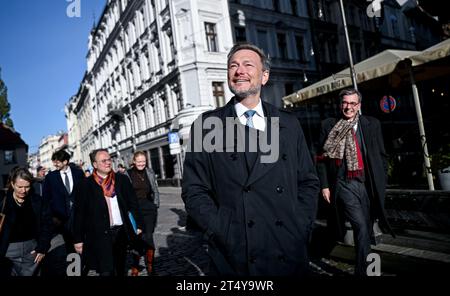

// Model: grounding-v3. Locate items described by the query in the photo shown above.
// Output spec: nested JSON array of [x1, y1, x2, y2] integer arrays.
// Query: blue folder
[[128, 212, 138, 234]]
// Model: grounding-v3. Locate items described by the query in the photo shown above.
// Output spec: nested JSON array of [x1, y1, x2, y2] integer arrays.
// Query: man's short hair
[[51, 150, 71, 162], [227, 43, 271, 71], [89, 148, 109, 165], [339, 88, 362, 103]]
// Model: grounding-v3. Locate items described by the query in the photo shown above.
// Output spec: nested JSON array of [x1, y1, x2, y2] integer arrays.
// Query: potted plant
[[431, 143, 450, 190]]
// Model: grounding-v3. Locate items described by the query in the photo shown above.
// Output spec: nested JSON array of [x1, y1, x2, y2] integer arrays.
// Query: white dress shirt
[[109, 195, 124, 226], [60, 166, 73, 193], [235, 99, 266, 131]]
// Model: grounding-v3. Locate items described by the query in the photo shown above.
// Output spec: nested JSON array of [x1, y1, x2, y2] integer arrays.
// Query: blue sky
[[0, 0, 106, 153]]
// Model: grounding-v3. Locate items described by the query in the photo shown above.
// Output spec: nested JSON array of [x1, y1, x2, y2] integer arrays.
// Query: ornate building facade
[[66, 0, 234, 184]]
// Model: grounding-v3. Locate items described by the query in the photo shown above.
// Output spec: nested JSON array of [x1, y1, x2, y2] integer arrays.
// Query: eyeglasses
[[96, 158, 112, 164], [341, 101, 359, 107]]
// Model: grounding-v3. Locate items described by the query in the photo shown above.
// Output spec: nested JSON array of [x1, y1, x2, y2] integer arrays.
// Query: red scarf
[[92, 169, 116, 197], [348, 129, 364, 179]]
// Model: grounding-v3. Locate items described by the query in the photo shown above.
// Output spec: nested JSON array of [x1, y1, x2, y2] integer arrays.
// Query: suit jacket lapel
[[246, 102, 286, 186]]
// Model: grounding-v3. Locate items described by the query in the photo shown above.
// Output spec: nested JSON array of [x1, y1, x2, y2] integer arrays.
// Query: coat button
[[282, 154, 287, 160], [249, 256, 256, 264], [275, 220, 283, 227], [247, 220, 255, 228], [244, 186, 251, 192], [276, 186, 284, 193], [230, 153, 237, 160], [104, 230, 108, 234]]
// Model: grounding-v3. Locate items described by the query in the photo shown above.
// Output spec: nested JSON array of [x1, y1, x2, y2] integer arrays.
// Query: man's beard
[[229, 83, 261, 99]]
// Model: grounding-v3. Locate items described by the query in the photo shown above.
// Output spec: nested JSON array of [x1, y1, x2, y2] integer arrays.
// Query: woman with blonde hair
[[125, 151, 159, 276]]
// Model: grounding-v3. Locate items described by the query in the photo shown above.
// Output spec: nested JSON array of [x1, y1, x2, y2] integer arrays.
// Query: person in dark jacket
[[72, 149, 144, 276], [41, 149, 84, 276], [316, 88, 394, 276], [182, 43, 320, 276], [32, 165, 46, 197], [125, 151, 160, 276], [0, 167, 53, 276]]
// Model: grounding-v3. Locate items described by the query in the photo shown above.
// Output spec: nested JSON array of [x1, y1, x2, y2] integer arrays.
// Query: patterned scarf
[[93, 169, 117, 226], [322, 114, 364, 178], [92, 169, 116, 197]]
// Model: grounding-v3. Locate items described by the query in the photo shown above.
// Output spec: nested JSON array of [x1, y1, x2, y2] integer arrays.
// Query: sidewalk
[[130, 186, 209, 276], [138, 187, 450, 276]]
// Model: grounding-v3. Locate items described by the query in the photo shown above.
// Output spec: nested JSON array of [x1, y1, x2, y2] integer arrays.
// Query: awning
[[283, 38, 450, 105]]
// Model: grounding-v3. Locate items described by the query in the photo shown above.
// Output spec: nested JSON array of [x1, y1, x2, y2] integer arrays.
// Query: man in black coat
[[41, 150, 84, 276], [182, 43, 320, 276], [316, 88, 394, 276], [72, 149, 143, 276]]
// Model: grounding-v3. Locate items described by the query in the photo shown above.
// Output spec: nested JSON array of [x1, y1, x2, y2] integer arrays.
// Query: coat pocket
[[208, 207, 232, 249]]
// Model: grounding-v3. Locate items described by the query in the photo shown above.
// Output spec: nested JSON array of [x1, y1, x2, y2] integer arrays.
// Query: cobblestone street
[[133, 187, 450, 277]]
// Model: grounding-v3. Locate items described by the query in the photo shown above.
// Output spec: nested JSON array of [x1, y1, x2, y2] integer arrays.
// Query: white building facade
[[66, 0, 234, 184], [38, 134, 61, 172]]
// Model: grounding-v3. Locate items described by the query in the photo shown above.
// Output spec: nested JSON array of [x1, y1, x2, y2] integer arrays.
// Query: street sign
[[168, 131, 181, 155], [168, 132, 179, 144], [380, 95, 396, 113]]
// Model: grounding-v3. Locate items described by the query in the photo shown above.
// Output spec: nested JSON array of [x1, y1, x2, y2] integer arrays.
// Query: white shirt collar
[[60, 166, 72, 175], [234, 99, 266, 131], [235, 99, 264, 118]]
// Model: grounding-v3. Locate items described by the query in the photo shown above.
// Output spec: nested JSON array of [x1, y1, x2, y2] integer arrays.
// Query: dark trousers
[[336, 179, 372, 276], [99, 226, 127, 276], [40, 244, 67, 276]]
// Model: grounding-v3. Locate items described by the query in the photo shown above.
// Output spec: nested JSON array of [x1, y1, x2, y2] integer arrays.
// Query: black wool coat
[[0, 191, 53, 257], [182, 99, 320, 276], [316, 115, 394, 239], [72, 173, 144, 273]]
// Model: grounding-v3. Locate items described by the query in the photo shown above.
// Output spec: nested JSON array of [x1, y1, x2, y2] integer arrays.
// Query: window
[[277, 33, 288, 59], [257, 30, 269, 55], [4, 150, 16, 165], [212, 82, 225, 107], [205, 22, 218, 52], [284, 83, 294, 96], [290, 0, 298, 15], [150, 148, 161, 178], [235, 26, 246, 43], [272, 0, 281, 12], [295, 35, 306, 62], [162, 145, 175, 178]]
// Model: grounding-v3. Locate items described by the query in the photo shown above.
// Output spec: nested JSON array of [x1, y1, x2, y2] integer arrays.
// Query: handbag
[[0, 197, 6, 235]]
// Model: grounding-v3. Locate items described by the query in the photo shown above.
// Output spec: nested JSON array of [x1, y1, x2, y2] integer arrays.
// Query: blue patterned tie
[[244, 110, 257, 128]]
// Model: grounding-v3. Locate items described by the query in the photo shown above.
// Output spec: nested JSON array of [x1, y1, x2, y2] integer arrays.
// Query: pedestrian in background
[[0, 167, 52, 276], [41, 149, 84, 276], [117, 164, 126, 174], [125, 151, 159, 276], [33, 165, 46, 197], [72, 149, 143, 276], [316, 88, 394, 276]]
